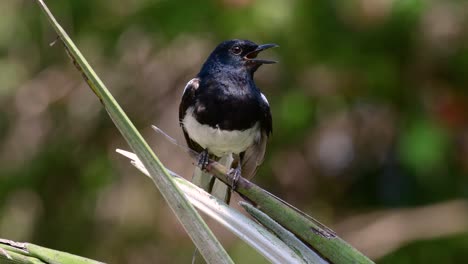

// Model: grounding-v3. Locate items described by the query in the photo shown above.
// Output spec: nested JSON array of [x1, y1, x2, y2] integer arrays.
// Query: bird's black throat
[[191, 72, 266, 131]]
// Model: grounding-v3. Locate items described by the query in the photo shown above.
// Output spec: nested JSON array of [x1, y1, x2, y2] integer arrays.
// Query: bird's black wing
[[241, 93, 272, 179], [179, 78, 204, 153]]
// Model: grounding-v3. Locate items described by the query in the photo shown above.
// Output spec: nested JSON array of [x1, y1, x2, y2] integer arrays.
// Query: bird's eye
[[231, 46, 242, 55]]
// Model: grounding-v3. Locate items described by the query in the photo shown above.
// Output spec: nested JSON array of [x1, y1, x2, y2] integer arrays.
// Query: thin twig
[[151, 125, 199, 159], [49, 35, 60, 46], [151, 125, 230, 175]]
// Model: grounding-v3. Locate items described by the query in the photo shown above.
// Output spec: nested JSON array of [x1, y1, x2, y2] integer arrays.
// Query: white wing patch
[[260, 93, 269, 105], [183, 78, 199, 95]]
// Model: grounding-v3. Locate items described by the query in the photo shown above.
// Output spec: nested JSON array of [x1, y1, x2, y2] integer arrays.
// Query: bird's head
[[202, 39, 278, 74]]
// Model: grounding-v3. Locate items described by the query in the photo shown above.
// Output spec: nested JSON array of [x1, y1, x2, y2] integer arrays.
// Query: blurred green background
[[1, 0, 468, 263]]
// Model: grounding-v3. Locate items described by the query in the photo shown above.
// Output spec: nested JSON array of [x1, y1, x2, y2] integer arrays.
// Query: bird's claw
[[197, 150, 210, 170], [228, 167, 241, 190]]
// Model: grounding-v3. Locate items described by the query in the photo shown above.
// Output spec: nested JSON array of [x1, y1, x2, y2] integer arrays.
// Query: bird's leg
[[197, 149, 210, 171], [228, 162, 242, 191], [228, 154, 243, 191]]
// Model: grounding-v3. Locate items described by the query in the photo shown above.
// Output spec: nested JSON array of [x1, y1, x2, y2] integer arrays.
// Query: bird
[[179, 39, 276, 204]]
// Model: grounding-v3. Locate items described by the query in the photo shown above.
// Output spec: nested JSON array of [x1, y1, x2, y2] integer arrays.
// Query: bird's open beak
[[244, 44, 279, 64]]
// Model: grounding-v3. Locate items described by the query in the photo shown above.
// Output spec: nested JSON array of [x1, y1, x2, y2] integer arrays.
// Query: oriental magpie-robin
[[179, 39, 276, 203]]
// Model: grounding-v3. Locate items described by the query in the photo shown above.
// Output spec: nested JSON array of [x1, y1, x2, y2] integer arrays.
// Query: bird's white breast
[[182, 107, 260, 157]]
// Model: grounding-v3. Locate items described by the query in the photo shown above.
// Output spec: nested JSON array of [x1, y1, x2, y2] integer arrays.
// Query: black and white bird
[[179, 39, 276, 203]]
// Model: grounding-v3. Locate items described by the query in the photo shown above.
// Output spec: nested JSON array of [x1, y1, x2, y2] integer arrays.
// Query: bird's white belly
[[182, 108, 260, 157]]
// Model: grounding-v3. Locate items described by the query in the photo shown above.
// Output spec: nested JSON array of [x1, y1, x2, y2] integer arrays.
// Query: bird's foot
[[228, 167, 242, 191], [197, 149, 210, 171]]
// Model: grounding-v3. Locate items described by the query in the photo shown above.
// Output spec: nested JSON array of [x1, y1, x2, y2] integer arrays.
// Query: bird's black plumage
[[179, 39, 276, 179]]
